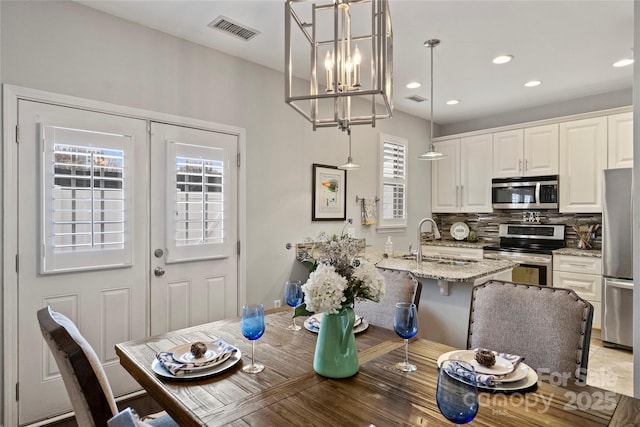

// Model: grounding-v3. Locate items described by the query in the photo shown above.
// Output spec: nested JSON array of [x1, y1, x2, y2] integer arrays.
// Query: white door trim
[[2, 84, 247, 426]]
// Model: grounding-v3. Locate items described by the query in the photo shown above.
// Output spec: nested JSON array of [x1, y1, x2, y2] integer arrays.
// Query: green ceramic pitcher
[[313, 306, 359, 378]]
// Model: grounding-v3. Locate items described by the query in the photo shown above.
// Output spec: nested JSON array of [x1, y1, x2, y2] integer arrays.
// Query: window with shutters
[[378, 134, 408, 228], [165, 141, 230, 262], [41, 125, 133, 273]]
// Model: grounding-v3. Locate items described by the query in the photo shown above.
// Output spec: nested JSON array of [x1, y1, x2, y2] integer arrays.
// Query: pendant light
[[285, 0, 393, 131], [418, 39, 447, 160], [338, 127, 360, 170]]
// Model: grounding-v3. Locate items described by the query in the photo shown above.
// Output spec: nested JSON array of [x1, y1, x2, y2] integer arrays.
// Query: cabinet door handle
[[525, 159, 529, 173], [518, 159, 522, 172]]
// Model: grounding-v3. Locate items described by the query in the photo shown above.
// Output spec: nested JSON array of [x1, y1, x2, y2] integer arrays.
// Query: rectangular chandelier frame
[[285, 0, 393, 131]]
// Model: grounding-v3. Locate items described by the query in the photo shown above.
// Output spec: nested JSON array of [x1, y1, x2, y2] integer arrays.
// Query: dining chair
[[467, 280, 594, 383], [355, 268, 422, 329], [37, 306, 177, 427]]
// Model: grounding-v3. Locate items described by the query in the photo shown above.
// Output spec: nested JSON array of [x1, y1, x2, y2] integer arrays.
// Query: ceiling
[[76, 0, 634, 126]]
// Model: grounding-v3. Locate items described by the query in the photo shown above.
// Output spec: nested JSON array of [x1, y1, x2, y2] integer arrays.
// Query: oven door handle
[[535, 182, 541, 206]]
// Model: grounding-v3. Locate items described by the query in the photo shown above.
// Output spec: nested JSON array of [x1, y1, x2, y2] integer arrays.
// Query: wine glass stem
[[292, 308, 297, 328], [404, 339, 410, 365], [251, 340, 256, 367]]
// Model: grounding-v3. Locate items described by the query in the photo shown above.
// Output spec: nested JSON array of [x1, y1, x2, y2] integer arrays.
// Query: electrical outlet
[[274, 299, 281, 308]]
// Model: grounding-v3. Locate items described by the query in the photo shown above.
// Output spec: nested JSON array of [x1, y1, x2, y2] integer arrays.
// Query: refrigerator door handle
[[605, 279, 634, 291]]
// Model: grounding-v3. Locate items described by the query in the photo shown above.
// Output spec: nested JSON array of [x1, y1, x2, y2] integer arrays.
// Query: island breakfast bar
[[115, 309, 639, 426]]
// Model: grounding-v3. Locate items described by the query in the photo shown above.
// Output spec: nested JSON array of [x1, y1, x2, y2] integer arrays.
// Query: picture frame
[[312, 163, 347, 221]]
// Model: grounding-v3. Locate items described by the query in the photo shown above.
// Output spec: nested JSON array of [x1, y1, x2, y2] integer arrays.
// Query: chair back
[[37, 306, 118, 426], [355, 269, 422, 329], [467, 280, 593, 383]]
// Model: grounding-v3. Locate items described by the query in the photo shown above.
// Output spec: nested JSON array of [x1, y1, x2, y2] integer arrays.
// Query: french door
[[149, 122, 238, 335], [14, 99, 239, 425]]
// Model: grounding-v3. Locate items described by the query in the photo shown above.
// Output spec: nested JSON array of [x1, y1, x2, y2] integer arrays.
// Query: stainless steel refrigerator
[[602, 168, 633, 349]]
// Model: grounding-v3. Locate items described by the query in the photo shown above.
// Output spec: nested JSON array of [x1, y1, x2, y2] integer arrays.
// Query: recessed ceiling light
[[492, 55, 513, 64], [446, 99, 460, 105], [406, 81, 422, 89], [613, 58, 634, 68], [524, 80, 542, 87]]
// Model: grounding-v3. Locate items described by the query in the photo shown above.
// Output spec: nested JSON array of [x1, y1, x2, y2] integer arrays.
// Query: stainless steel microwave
[[491, 175, 559, 209]]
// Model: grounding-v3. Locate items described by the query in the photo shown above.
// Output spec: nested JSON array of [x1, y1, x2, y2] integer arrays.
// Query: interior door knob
[[154, 267, 165, 277]]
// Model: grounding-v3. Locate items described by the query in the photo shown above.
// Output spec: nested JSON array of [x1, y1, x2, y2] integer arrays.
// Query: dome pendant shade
[[418, 144, 447, 160], [338, 128, 360, 170], [418, 39, 446, 161]]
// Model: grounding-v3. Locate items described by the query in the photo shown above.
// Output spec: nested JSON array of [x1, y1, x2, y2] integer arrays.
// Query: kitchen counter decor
[[294, 232, 386, 378]]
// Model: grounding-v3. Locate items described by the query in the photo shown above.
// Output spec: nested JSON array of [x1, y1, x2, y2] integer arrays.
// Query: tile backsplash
[[431, 211, 602, 249]]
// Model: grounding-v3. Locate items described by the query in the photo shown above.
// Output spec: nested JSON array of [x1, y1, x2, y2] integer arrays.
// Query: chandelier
[[285, 0, 393, 131]]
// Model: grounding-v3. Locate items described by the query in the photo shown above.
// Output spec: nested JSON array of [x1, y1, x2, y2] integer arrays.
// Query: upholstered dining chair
[[467, 280, 594, 383], [37, 306, 177, 427], [355, 268, 422, 329]]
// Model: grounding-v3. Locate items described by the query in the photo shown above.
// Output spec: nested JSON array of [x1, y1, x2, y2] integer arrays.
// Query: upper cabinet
[[493, 124, 558, 178], [559, 117, 607, 213], [608, 112, 633, 169], [432, 134, 493, 213]]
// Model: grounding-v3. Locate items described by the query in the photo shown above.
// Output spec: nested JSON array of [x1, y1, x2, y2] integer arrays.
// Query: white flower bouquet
[[295, 233, 385, 316]]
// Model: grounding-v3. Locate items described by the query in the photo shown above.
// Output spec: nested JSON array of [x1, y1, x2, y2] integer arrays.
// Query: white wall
[[0, 0, 431, 301]]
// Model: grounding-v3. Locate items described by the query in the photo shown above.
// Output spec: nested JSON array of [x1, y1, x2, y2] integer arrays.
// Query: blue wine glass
[[241, 304, 265, 374], [394, 302, 418, 372], [284, 280, 303, 331], [437, 359, 479, 425]]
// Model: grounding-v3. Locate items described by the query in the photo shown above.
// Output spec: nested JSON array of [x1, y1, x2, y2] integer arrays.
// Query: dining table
[[115, 308, 640, 426]]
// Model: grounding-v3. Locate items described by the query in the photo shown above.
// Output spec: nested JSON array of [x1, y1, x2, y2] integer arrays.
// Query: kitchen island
[[375, 250, 514, 349]]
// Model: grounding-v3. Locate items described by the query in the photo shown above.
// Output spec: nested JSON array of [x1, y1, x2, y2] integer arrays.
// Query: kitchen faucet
[[417, 217, 441, 267]]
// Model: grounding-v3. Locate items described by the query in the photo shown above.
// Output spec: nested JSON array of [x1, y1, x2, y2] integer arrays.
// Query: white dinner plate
[[446, 349, 514, 375], [303, 313, 369, 334], [437, 350, 537, 393], [450, 222, 470, 240], [169, 340, 232, 364], [152, 349, 242, 380]]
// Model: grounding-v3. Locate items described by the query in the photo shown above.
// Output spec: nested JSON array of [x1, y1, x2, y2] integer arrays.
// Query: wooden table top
[[115, 308, 640, 426]]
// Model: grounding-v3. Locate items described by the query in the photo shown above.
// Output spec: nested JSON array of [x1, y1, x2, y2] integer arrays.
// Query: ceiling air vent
[[208, 16, 260, 41], [406, 95, 427, 103]]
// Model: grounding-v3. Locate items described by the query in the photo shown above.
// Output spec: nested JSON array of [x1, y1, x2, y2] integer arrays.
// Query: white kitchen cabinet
[[432, 135, 493, 213], [431, 139, 460, 212], [493, 124, 558, 178], [553, 255, 602, 330], [559, 117, 607, 213], [608, 112, 633, 169]]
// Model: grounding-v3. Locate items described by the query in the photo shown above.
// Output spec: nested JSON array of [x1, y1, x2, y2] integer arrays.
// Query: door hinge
[[15, 254, 19, 273], [15, 125, 19, 144], [15, 382, 19, 401], [237, 153, 241, 168], [237, 241, 240, 255]]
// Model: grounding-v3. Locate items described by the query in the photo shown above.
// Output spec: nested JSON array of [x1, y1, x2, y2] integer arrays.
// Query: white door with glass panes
[[16, 101, 148, 425], [149, 123, 238, 335]]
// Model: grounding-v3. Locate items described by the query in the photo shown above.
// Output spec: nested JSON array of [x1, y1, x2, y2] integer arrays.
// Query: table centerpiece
[[295, 232, 386, 378]]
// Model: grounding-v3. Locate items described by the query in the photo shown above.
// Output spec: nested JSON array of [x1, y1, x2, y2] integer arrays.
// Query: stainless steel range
[[483, 223, 565, 286]]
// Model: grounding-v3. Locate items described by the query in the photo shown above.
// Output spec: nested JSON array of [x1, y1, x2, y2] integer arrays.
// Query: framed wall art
[[312, 163, 347, 221]]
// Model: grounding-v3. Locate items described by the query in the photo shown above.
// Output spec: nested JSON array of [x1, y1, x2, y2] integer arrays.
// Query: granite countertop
[[375, 253, 515, 283], [422, 239, 490, 249], [552, 247, 602, 258]]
